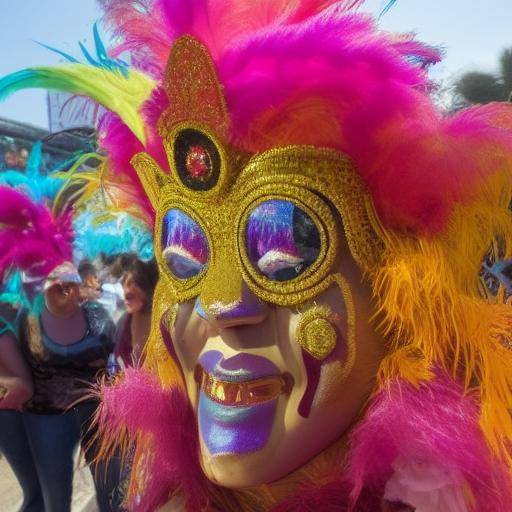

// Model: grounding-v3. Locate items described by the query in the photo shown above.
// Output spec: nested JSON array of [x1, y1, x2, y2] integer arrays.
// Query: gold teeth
[[194, 365, 293, 406]]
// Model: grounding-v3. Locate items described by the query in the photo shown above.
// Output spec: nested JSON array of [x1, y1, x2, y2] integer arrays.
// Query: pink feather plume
[[0, 186, 73, 280], [96, 367, 208, 512], [95, 0, 512, 234], [346, 372, 512, 511]]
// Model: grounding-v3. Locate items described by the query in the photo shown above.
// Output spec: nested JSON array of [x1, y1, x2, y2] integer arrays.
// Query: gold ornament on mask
[[295, 305, 338, 360], [159, 36, 230, 140]]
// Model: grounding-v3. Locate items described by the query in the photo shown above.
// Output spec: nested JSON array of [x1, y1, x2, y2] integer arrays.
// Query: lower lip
[[197, 351, 281, 455], [198, 392, 277, 455]]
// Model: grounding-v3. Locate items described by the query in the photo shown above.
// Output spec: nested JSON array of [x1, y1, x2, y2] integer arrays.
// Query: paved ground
[[0, 452, 98, 512]]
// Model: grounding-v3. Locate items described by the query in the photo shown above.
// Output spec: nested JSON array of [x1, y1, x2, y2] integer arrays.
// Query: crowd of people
[[0, 254, 158, 511]]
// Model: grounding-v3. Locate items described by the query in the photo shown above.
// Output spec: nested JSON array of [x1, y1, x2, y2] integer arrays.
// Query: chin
[[126, 303, 141, 314], [197, 407, 351, 488]]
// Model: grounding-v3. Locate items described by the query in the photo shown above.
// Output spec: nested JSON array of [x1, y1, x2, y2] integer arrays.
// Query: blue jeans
[[1, 403, 124, 512], [0, 410, 44, 512], [74, 401, 126, 512], [23, 409, 81, 512]]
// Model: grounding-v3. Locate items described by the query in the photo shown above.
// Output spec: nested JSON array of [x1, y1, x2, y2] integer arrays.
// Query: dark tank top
[[19, 302, 115, 414]]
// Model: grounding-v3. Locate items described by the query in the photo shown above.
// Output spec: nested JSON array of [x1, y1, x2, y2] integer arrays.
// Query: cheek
[[169, 302, 207, 372], [135, 289, 148, 305], [64, 293, 79, 310], [288, 276, 357, 416], [311, 276, 384, 414], [49, 292, 65, 307]]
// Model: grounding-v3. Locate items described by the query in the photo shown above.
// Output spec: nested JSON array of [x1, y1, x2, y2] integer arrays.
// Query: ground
[[0, 452, 98, 511]]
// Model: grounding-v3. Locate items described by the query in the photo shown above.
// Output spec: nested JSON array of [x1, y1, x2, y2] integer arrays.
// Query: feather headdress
[[4, 1, 512, 509], [0, 186, 74, 280], [0, 141, 65, 204], [73, 210, 154, 261]]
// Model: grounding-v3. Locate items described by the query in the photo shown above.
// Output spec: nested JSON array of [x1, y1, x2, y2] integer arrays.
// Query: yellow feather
[[371, 167, 512, 467]]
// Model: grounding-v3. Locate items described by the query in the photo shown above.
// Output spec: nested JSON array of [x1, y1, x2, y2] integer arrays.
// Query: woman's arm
[[0, 331, 33, 410]]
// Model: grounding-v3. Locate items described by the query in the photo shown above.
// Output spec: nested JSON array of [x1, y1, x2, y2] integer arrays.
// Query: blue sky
[[0, 0, 510, 128]]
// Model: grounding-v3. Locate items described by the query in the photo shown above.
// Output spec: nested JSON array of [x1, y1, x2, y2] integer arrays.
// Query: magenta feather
[[97, 367, 208, 512], [270, 482, 380, 512], [95, 0, 512, 235], [0, 187, 73, 279], [346, 372, 512, 511], [270, 373, 512, 511]]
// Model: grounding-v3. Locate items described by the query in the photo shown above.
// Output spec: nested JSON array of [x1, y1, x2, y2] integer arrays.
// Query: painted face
[[133, 36, 386, 488], [122, 273, 148, 315], [142, 140, 386, 486], [165, 223, 384, 486]]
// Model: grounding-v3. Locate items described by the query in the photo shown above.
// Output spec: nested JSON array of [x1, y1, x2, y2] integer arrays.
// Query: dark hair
[[78, 259, 97, 280], [112, 253, 159, 297]]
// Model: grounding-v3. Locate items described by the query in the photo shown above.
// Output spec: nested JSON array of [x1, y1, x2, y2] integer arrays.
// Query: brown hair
[[111, 253, 159, 297]]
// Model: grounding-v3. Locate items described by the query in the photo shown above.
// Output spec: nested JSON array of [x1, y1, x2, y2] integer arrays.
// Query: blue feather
[[73, 212, 154, 262], [25, 140, 43, 180], [0, 271, 42, 333], [79, 41, 100, 67], [34, 41, 80, 63], [0, 141, 65, 204], [0, 69, 39, 100], [93, 22, 109, 63], [33, 23, 129, 78], [379, 0, 398, 17]]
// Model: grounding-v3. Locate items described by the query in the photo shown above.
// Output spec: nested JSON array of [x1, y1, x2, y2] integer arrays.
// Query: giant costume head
[[5, 1, 512, 510]]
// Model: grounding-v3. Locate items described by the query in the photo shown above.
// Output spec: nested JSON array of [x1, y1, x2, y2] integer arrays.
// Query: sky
[[0, 0, 510, 129]]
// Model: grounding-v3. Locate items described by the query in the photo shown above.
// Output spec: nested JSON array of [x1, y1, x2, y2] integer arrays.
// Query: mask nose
[[195, 282, 268, 329]]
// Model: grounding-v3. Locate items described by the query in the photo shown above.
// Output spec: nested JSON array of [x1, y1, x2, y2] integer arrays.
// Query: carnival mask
[[133, 37, 386, 486]]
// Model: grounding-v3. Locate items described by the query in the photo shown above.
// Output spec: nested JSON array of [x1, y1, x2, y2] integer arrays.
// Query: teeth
[[194, 365, 293, 406]]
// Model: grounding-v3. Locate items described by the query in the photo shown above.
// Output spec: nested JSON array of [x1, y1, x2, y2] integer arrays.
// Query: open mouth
[[196, 351, 293, 455], [194, 364, 293, 407]]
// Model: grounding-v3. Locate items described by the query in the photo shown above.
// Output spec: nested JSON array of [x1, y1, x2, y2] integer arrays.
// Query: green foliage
[[455, 47, 512, 105]]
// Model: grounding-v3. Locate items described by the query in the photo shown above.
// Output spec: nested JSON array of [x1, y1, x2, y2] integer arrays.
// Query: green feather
[[0, 65, 155, 144]]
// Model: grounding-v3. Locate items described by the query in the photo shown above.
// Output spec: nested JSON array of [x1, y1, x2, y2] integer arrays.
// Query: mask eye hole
[[161, 209, 209, 279], [245, 200, 321, 282]]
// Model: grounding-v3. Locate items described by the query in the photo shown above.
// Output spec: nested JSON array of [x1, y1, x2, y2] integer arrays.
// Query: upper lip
[[198, 351, 281, 382]]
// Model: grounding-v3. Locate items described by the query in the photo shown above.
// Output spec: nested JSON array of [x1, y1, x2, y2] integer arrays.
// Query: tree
[[455, 47, 512, 105]]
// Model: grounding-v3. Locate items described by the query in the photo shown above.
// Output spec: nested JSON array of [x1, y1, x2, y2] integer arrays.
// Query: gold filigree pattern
[[295, 306, 338, 360], [133, 143, 384, 307], [159, 36, 230, 140], [330, 275, 356, 380], [295, 276, 356, 375], [132, 35, 385, 310]]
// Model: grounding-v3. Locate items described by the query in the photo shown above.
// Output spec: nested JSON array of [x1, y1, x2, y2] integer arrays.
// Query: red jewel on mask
[[185, 145, 212, 180]]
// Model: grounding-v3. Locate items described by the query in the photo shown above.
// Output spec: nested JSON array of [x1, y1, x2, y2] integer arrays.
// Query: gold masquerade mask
[[132, 36, 384, 309]]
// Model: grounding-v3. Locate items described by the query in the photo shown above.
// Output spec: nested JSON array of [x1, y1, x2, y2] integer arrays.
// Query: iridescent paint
[[245, 199, 320, 281], [199, 393, 277, 455], [197, 351, 282, 455], [161, 209, 208, 279]]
